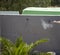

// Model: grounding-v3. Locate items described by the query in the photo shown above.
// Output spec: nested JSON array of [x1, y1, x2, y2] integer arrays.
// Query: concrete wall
[[0, 18, 1, 36], [0, 15, 60, 54]]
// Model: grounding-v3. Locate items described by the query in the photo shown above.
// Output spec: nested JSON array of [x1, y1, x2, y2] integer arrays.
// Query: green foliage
[[0, 36, 48, 55], [0, 0, 52, 13], [32, 51, 51, 55], [0, 0, 60, 13], [40, 52, 51, 55], [51, 0, 60, 6]]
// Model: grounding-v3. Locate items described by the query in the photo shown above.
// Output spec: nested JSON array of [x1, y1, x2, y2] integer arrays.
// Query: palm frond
[[0, 36, 49, 55]]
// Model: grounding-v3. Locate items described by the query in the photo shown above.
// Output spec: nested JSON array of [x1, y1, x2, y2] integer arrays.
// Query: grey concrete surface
[[0, 15, 60, 54], [0, 18, 1, 36]]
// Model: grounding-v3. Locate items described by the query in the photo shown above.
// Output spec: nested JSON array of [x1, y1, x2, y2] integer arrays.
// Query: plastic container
[[22, 7, 60, 16]]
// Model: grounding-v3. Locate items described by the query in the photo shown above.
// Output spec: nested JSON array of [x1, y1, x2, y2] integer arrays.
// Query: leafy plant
[[32, 51, 51, 55], [40, 52, 51, 55], [0, 36, 48, 55]]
